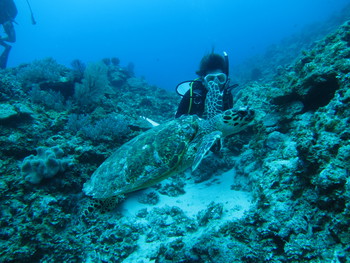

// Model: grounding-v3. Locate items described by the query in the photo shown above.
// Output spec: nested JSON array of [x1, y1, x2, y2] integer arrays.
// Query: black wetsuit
[[175, 81, 233, 118], [0, 0, 17, 25]]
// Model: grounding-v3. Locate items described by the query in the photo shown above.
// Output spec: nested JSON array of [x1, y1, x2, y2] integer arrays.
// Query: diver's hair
[[196, 53, 226, 77]]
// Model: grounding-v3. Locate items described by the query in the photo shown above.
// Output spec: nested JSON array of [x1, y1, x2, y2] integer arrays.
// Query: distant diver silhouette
[[0, 0, 17, 69], [0, 0, 36, 69]]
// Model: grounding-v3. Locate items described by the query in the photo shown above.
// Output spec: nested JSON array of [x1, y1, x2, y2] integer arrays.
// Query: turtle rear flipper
[[192, 131, 222, 171]]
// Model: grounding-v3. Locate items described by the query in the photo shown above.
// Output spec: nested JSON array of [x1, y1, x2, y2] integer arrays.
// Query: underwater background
[[8, 0, 350, 90], [1, 0, 350, 262]]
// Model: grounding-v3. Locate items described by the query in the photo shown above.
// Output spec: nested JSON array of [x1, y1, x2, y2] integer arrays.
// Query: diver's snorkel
[[222, 51, 239, 92], [223, 51, 229, 76], [26, 0, 37, 25], [221, 51, 230, 91]]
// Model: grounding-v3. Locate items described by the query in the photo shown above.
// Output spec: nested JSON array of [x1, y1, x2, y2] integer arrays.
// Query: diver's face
[[203, 70, 227, 90]]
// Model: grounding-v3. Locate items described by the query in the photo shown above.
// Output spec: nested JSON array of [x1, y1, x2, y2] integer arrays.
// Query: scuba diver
[[0, 0, 17, 69], [175, 52, 236, 118]]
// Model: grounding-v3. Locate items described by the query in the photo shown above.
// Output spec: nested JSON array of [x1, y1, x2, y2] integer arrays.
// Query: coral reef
[[0, 17, 350, 263], [21, 146, 72, 184]]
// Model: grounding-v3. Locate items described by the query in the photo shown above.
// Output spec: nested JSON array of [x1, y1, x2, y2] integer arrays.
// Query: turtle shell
[[83, 115, 199, 199]]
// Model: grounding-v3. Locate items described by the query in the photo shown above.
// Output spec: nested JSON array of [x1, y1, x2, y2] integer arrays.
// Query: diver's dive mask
[[204, 73, 227, 86]]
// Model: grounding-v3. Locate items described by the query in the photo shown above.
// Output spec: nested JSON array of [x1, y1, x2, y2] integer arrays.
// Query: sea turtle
[[83, 107, 254, 199], [203, 79, 225, 119]]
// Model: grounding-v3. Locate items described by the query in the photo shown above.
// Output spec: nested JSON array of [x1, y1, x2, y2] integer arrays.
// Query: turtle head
[[218, 107, 255, 136]]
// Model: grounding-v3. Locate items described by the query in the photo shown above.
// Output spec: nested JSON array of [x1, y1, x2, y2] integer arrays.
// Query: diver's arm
[[175, 91, 191, 118], [223, 89, 234, 110]]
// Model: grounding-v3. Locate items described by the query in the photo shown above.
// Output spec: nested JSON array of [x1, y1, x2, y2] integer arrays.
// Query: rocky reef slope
[[0, 20, 349, 263]]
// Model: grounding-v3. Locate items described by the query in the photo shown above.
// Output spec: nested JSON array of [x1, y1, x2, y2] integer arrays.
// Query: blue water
[[7, 0, 350, 90]]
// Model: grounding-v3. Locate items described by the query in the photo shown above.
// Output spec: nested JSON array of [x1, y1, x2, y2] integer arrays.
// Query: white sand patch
[[121, 168, 252, 263], [120, 168, 252, 220]]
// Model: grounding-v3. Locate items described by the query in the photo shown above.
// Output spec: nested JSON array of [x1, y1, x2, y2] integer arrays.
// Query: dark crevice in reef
[[302, 73, 339, 111], [272, 73, 339, 112]]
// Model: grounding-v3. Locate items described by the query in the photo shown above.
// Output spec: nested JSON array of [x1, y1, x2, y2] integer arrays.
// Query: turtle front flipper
[[192, 131, 222, 171]]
